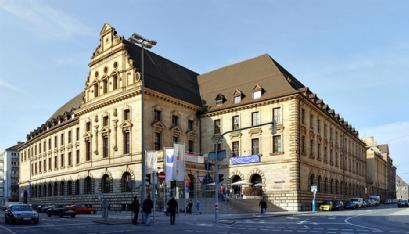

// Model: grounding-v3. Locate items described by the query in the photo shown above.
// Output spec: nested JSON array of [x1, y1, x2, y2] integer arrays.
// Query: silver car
[[5, 204, 39, 224]]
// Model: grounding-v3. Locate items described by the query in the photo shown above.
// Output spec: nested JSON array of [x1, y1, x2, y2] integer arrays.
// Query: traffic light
[[145, 174, 151, 185], [218, 174, 224, 183]]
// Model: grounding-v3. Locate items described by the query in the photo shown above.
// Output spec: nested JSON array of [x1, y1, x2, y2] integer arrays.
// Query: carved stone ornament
[[101, 127, 111, 136], [249, 127, 262, 136], [120, 121, 133, 132], [151, 120, 165, 133], [170, 125, 182, 137]]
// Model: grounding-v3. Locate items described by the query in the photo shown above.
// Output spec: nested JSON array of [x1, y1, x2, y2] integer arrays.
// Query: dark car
[[47, 205, 76, 218], [332, 200, 344, 210], [5, 204, 39, 224], [345, 200, 358, 209], [397, 199, 409, 208]]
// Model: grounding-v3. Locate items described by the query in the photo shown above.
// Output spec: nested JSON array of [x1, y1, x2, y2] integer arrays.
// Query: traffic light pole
[[214, 121, 274, 224]]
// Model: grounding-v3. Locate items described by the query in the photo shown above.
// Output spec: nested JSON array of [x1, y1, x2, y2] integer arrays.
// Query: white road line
[[344, 216, 382, 232], [0, 225, 17, 234]]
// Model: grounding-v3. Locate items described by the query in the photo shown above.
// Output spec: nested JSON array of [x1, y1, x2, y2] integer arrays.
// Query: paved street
[[1, 205, 409, 234]]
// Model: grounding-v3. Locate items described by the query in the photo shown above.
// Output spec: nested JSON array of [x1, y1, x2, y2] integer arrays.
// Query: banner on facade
[[185, 153, 204, 164], [173, 144, 185, 181], [165, 148, 174, 182], [146, 151, 158, 174]]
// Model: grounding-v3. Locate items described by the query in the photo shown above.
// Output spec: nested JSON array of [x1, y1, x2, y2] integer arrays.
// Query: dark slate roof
[[48, 92, 84, 121], [124, 41, 201, 106], [197, 54, 305, 112]]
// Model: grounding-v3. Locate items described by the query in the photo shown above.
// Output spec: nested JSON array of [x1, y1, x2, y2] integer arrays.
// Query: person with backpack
[[131, 195, 140, 224], [142, 195, 153, 225], [167, 197, 178, 225]]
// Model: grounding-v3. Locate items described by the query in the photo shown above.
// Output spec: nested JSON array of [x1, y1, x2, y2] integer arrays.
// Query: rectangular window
[[48, 158, 51, 170], [48, 138, 51, 150], [54, 136, 57, 147], [103, 136, 109, 158], [251, 138, 259, 155], [301, 108, 305, 124], [54, 156, 58, 169], [154, 132, 161, 150], [214, 119, 221, 134], [86, 122, 91, 131], [113, 75, 118, 90], [234, 95, 241, 104], [123, 131, 130, 154], [273, 107, 282, 124], [35, 162, 37, 174], [43, 141, 46, 152], [60, 154, 64, 167], [85, 141, 91, 161], [39, 161, 41, 173], [301, 135, 305, 155], [39, 143, 41, 154], [61, 133, 64, 145], [173, 136, 179, 143], [124, 109, 130, 121], [68, 152, 72, 166], [317, 143, 321, 160], [253, 90, 262, 99], [43, 159, 46, 172], [273, 135, 282, 153], [188, 140, 194, 153], [94, 83, 99, 97], [232, 141, 239, 157], [154, 110, 161, 121], [103, 116, 109, 127], [76, 150, 80, 164], [76, 127, 80, 141], [68, 130, 72, 143], [103, 79, 108, 94], [172, 115, 179, 126], [232, 115, 240, 130], [317, 119, 321, 133], [251, 112, 260, 126], [310, 114, 314, 130], [188, 120, 194, 131]]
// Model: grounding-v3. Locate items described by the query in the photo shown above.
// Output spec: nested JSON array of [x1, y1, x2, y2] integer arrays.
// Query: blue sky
[[0, 0, 408, 181]]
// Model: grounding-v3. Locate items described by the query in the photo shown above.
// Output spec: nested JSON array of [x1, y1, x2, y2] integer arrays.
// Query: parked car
[[5, 204, 39, 224], [397, 199, 409, 208], [319, 200, 334, 211], [350, 198, 364, 208], [332, 200, 344, 210], [365, 199, 374, 207], [369, 195, 381, 206], [71, 204, 96, 214], [345, 200, 358, 209], [362, 200, 368, 208], [47, 205, 76, 218]]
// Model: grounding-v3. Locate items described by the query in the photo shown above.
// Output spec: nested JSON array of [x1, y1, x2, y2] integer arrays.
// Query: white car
[[350, 198, 364, 208]]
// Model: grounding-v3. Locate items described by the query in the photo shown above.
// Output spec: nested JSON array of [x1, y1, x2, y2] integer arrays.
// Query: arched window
[[94, 83, 99, 97], [75, 180, 80, 195], [330, 179, 333, 194], [101, 174, 111, 193], [84, 176, 92, 194], [317, 176, 322, 192], [335, 180, 339, 194], [38, 185, 42, 197], [67, 181, 73, 195], [60, 181, 65, 196], [103, 79, 108, 94], [43, 184, 47, 197], [113, 75, 118, 90], [324, 177, 328, 193], [121, 172, 132, 192]]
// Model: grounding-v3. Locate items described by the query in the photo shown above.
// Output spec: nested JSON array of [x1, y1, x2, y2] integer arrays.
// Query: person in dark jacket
[[187, 199, 193, 214], [142, 195, 154, 225], [167, 197, 178, 225], [131, 196, 140, 224], [259, 198, 267, 214]]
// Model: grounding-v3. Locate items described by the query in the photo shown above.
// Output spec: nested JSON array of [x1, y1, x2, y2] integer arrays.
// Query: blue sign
[[231, 155, 260, 165], [208, 150, 226, 160]]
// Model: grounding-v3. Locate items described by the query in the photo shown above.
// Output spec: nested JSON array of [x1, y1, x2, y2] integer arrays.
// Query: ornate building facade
[[19, 23, 368, 211]]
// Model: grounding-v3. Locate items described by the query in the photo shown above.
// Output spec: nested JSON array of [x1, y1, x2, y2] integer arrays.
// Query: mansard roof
[[124, 40, 201, 106], [48, 92, 84, 121], [197, 54, 305, 111]]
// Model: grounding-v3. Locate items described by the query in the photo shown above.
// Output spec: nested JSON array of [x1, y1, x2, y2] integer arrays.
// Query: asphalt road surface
[[0, 205, 408, 234]]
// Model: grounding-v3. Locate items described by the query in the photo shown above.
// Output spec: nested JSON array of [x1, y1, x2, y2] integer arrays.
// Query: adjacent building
[[363, 137, 396, 201], [396, 175, 408, 200], [1, 144, 21, 204], [0, 152, 4, 206], [19, 23, 368, 211]]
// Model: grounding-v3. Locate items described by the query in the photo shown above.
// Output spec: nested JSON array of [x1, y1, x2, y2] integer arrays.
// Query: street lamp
[[128, 33, 157, 202], [213, 121, 274, 224]]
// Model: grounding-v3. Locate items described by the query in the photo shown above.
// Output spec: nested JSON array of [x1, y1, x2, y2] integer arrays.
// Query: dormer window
[[215, 94, 226, 106], [253, 84, 264, 99], [94, 83, 99, 97], [233, 89, 243, 104]]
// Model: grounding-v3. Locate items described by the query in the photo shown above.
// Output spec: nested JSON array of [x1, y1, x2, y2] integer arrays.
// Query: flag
[[173, 143, 185, 181], [146, 151, 158, 174], [165, 148, 174, 182]]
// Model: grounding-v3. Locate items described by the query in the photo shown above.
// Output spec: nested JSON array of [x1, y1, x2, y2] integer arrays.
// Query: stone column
[[94, 125, 99, 155], [113, 120, 118, 151]]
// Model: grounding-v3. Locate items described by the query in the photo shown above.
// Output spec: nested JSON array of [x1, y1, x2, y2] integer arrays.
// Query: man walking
[[131, 195, 140, 224], [167, 197, 178, 225], [259, 197, 267, 214], [187, 199, 193, 214], [142, 195, 154, 225]]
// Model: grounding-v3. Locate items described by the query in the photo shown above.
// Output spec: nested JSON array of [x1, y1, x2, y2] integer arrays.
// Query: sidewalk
[[91, 210, 313, 225]]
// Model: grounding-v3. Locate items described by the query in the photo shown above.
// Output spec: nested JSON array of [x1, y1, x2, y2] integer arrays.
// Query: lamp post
[[128, 33, 157, 202], [213, 121, 274, 224]]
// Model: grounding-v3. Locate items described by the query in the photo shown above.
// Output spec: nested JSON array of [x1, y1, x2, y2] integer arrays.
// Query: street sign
[[310, 185, 317, 193], [208, 150, 226, 160]]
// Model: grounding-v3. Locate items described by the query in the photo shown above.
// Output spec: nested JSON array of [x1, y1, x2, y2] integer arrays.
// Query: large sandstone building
[[19, 24, 367, 211]]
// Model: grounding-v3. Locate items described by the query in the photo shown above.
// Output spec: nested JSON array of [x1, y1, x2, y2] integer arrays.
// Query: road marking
[[344, 216, 382, 232], [0, 225, 17, 234]]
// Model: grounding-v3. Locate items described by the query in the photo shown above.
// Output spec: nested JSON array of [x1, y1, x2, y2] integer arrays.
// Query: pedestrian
[[142, 195, 154, 225], [195, 199, 201, 214], [188, 199, 193, 214], [131, 195, 140, 225], [259, 198, 267, 214], [167, 197, 178, 225]]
